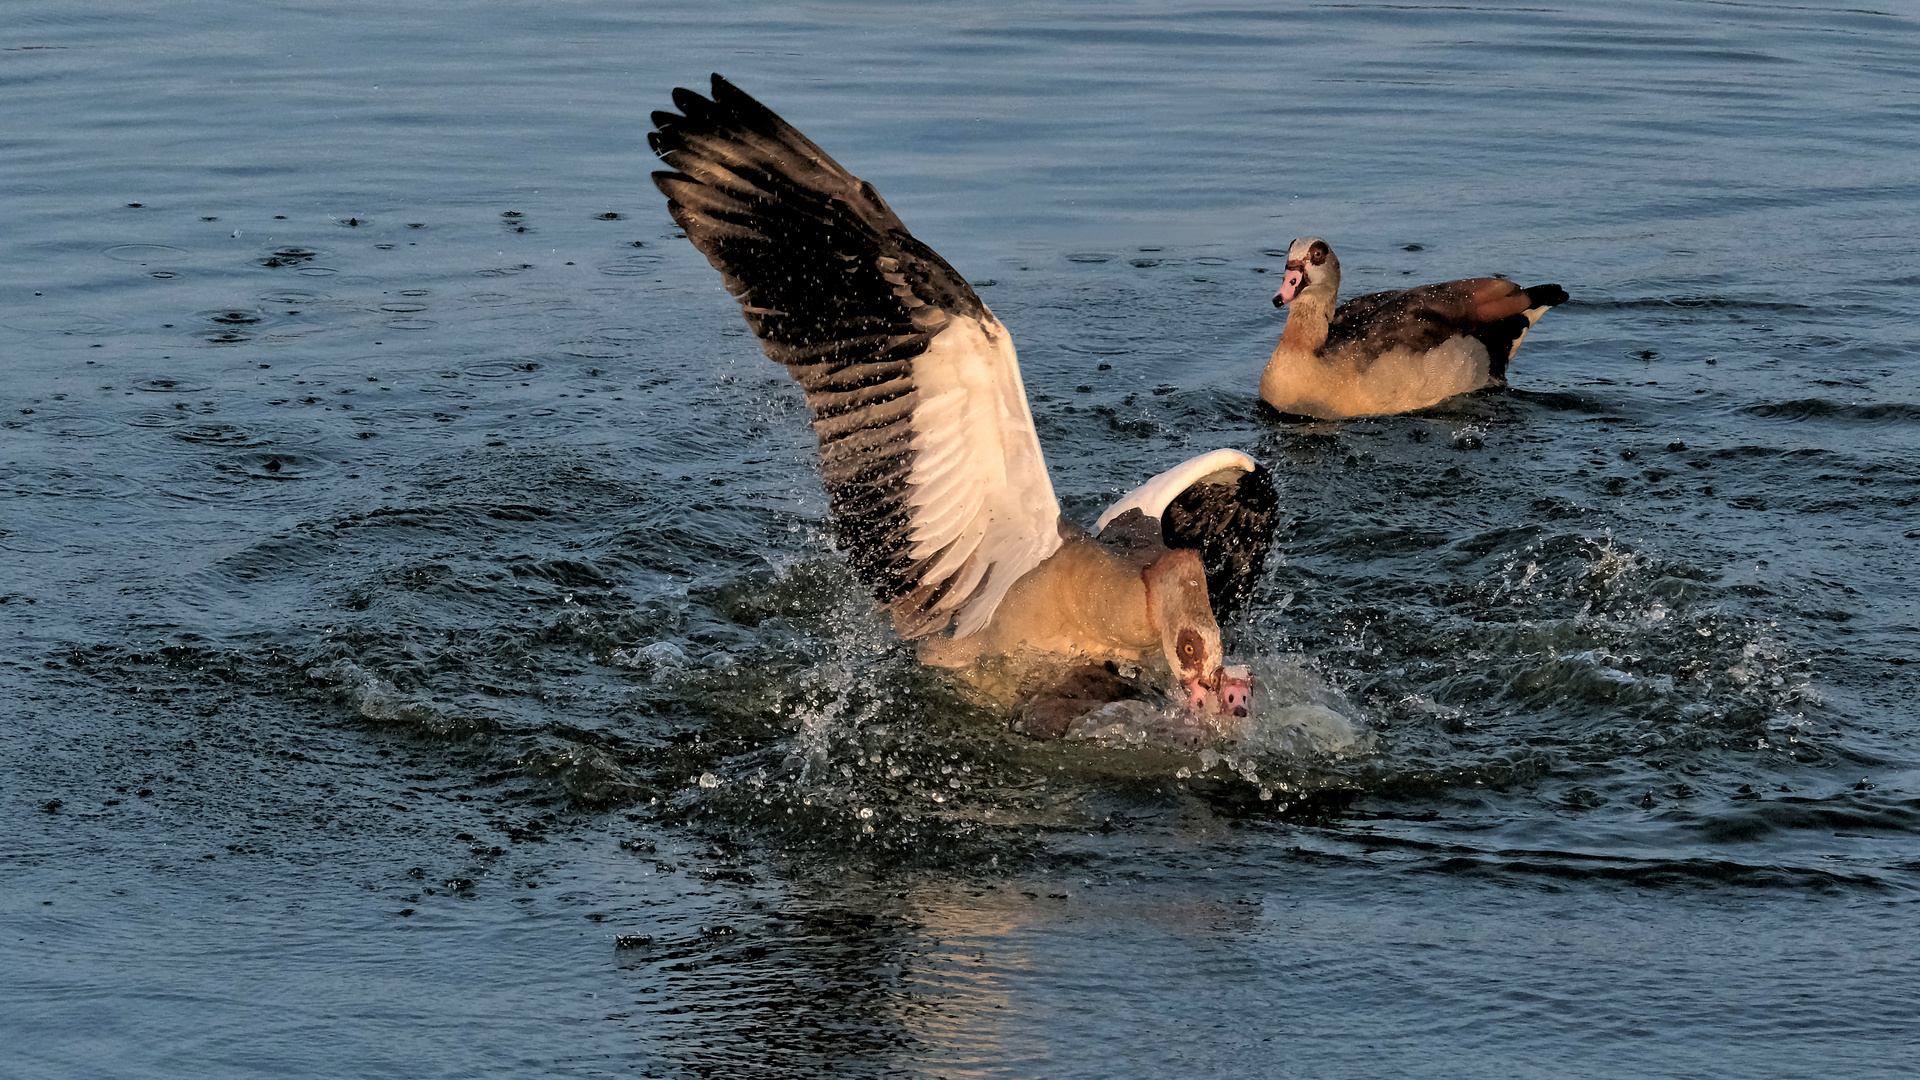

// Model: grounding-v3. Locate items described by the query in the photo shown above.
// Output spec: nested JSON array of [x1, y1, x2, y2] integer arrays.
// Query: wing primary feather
[[652, 75, 1063, 638], [1094, 450, 1277, 625], [1161, 463, 1280, 625]]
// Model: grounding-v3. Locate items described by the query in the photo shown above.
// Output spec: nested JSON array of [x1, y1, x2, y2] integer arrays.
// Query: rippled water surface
[[5, 1, 1919, 1076]]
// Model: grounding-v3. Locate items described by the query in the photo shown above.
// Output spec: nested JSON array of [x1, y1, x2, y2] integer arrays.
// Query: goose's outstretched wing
[[1095, 449, 1279, 624], [651, 75, 1063, 639]]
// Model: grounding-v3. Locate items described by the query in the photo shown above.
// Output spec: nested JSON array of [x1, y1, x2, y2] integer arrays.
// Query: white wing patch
[[1095, 448, 1259, 532], [906, 312, 1064, 638]]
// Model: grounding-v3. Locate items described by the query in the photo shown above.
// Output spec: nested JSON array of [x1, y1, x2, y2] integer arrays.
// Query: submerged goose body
[[651, 76, 1277, 733], [1260, 237, 1569, 419]]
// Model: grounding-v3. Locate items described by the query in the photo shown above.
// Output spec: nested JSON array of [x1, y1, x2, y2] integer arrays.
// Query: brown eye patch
[[1309, 241, 1328, 265], [1176, 627, 1205, 671]]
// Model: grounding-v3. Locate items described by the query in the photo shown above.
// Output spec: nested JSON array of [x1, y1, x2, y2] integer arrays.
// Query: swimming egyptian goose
[[650, 76, 1277, 733], [1260, 237, 1569, 419]]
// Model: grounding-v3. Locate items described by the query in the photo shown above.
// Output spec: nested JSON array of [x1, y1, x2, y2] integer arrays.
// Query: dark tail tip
[[1527, 284, 1570, 308]]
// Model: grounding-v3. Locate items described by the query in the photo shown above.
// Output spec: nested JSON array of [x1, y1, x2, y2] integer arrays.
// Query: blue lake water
[[4, 1, 1918, 1076]]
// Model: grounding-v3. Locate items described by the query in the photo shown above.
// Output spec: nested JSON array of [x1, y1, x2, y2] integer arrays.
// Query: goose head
[[1141, 549, 1247, 717], [1273, 237, 1339, 307]]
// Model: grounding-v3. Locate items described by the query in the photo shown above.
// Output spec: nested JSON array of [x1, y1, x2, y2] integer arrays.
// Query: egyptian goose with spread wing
[[1260, 237, 1569, 419], [650, 76, 1277, 734]]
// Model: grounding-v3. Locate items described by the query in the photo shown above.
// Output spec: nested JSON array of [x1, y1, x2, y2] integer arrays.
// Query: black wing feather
[[1161, 464, 1279, 624], [650, 75, 991, 624]]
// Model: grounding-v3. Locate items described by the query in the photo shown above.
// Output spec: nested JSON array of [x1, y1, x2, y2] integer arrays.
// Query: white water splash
[[1063, 655, 1368, 759]]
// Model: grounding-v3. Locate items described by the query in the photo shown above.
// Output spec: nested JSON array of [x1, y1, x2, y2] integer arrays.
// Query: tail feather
[[1478, 285, 1566, 381], [1524, 283, 1570, 309]]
